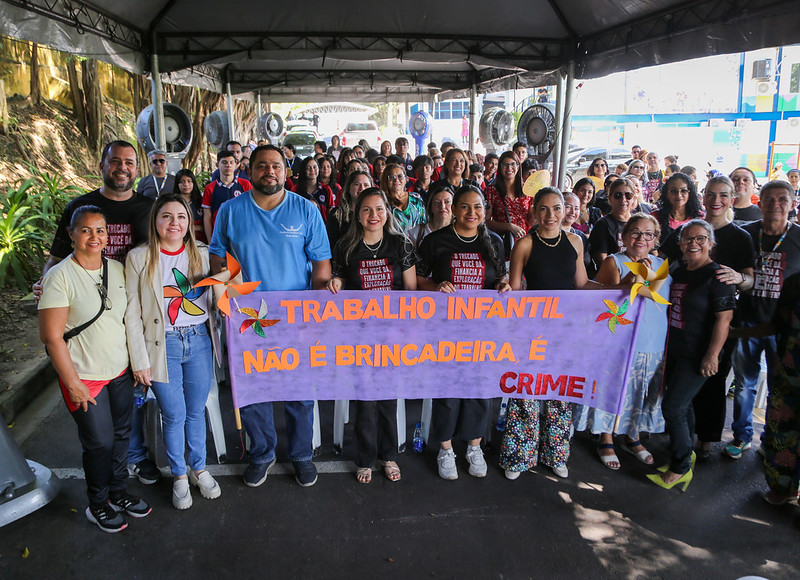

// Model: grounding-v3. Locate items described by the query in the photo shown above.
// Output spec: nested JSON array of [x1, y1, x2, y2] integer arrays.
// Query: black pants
[[430, 398, 489, 443], [69, 371, 134, 505], [692, 339, 734, 442], [662, 359, 708, 474], [354, 400, 398, 467]]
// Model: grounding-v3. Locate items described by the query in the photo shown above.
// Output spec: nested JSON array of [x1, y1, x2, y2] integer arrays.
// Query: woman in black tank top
[[499, 187, 590, 480]]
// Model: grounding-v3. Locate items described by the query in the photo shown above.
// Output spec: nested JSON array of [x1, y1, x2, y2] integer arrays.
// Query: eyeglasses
[[668, 188, 690, 195], [681, 235, 709, 245], [500, 162, 518, 169], [387, 174, 405, 182], [629, 231, 656, 240], [98, 284, 113, 311], [612, 192, 635, 200], [631, 165, 644, 171], [151, 158, 166, 165]]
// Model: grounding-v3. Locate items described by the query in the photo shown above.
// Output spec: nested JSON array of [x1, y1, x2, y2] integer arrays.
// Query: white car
[[340, 121, 382, 149]]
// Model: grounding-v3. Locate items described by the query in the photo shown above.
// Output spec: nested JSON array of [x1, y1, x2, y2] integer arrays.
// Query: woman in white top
[[125, 193, 220, 510]]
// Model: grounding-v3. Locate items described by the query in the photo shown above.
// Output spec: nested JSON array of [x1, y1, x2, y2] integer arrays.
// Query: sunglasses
[[612, 192, 635, 200], [151, 158, 166, 164]]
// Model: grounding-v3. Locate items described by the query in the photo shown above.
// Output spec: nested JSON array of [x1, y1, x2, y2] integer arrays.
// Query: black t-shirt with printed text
[[417, 226, 506, 289], [668, 262, 736, 362], [332, 234, 418, 291], [660, 222, 755, 273], [50, 189, 153, 263], [739, 221, 800, 323], [588, 215, 626, 258]]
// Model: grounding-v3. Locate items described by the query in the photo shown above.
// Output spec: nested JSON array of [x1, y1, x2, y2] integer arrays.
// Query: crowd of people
[[33, 135, 800, 533]]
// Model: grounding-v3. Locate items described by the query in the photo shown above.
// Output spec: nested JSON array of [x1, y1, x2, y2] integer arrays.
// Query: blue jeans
[[240, 400, 314, 464], [127, 401, 148, 465], [732, 328, 776, 444], [149, 324, 213, 476]]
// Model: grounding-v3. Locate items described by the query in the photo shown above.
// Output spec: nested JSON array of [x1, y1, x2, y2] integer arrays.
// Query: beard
[[253, 181, 283, 196], [103, 171, 134, 192]]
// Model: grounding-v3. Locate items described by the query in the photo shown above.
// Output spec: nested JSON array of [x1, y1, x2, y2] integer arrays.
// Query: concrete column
[[226, 82, 235, 142], [150, 52, 166, 151], [557, 62, 575, 190]]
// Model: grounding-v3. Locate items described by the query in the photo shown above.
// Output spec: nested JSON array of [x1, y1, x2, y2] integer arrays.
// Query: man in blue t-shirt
[[210, 145, 331, 488]]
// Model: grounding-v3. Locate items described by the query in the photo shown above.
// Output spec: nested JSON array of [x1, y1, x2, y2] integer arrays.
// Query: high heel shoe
[[657, 451, 696, 473], [646, 469, 693, 492]]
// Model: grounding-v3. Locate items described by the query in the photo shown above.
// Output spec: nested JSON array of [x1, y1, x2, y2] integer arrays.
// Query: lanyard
[[759, 221, 790, 254], [152, 175, 166, 195]]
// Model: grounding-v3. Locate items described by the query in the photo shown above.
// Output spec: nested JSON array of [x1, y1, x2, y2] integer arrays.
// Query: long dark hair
[[336, 170, 373, 227], [659, 173, 702, 232], [319, 154, 338, 187], [496, 151, 523, 198], [452, 184, 503, 274], [339, 188, 404, 265], [294, 157, 320, 198], [173, 169, 202, 210]]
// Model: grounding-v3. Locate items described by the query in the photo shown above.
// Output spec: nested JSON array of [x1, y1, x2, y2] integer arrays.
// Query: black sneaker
[[86, 504, 128, 533], [127, 458, 161, 485], [108, 492, 152, 518], [243, 457, 276, 488], [292, 460, 318, 487]]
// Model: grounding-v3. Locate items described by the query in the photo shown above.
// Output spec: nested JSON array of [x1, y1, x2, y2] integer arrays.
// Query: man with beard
[[35, 140, 161, 486], [209, 144, 331, 488]]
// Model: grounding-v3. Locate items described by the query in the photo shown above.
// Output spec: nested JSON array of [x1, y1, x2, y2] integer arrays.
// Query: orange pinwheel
[[624, 259, 671, 307], [194, 252, 260, 316]]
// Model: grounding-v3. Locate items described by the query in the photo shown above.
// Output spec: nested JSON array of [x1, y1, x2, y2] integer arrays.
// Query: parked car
[[281, 119, 314, 141], [564, 146, 630, 189], [281, 130, 318, 159], [340, 121, 382, 148]]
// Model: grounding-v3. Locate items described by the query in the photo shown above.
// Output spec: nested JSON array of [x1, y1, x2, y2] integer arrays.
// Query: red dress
[[485, 185, 531, 231]]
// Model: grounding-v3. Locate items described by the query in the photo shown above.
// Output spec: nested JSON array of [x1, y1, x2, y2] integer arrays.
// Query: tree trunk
[[81, 59, 103, 154], [66, 58, 86, 134], [29, 42, 41, 105], [0, 79, 8, 135]]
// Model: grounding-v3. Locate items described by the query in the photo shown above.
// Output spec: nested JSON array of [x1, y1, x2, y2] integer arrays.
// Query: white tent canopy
[[2, 0, 799, 101]]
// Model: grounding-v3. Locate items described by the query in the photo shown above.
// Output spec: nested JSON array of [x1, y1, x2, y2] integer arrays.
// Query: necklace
[[72, 254, 102, 282], [535, 228, 562, 248], [363, 237, 383, 258], [452, 225, 478, 244]]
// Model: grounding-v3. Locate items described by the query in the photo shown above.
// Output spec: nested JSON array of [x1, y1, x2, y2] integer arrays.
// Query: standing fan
[[479, 107, 515, 154], [408, 111, 433, 156], [204, 111, 231, 150], [257, 113, 284, 144], [516, 103, 557, 164], [135, 103, 193, 155]]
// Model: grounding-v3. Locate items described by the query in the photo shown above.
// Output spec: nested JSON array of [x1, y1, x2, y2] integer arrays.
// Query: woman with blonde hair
[[125, 193, 220, 510]]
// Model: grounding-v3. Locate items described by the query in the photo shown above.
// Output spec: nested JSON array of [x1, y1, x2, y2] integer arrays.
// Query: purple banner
[[225, 290, 644, 415]]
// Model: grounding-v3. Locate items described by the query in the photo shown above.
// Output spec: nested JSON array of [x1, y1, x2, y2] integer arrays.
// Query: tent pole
[[226, 82, 235, 142], [469, 82, 477, 152], [553, 69, 566, 186], [256, 92, 262, 118], [558, 61, 575, 189], [150, 52, 166, 151]]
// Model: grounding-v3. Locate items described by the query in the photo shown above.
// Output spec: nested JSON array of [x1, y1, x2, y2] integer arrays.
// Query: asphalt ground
[[2, 381, 799, 580]]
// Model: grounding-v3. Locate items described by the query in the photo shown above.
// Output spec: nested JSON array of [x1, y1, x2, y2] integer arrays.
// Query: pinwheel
[[596, 298, 634, 334], [237, 299, 280, 337], [194, 252, 260, 316], [163, 268, 206, 324], [624, 259, 671, 306]]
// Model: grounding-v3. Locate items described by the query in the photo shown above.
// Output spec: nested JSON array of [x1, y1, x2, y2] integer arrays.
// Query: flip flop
[[598, 443, 620, 470], [356, 467, 372, 484], [621, 439, 654, 464], [381, 461, 401, 482]]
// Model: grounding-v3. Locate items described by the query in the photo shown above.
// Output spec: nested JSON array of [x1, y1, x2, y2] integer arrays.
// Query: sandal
[[356, 467, 372, 484], [381, 461, 401, 482], [621, 439, 654, 464], [598, 443, 620, 470]]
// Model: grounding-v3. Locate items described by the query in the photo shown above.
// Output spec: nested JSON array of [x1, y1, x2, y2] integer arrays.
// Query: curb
[[0, 356, 55, 424]]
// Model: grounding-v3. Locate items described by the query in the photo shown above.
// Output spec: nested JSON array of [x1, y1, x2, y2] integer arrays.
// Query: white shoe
[[551, 464, 569, 479], [437, 448, 458, 480], [466, 445, 487, 477], [504, 469, 521, 480], [189, 470, 221, 500], [172, 478, 192, 510]]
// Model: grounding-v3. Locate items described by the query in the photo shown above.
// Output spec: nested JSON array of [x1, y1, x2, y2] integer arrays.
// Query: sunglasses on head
[[612, 191, 635, 200]]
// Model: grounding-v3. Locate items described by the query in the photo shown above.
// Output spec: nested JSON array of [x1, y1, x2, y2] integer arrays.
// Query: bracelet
[[740, 273, 746, 285]]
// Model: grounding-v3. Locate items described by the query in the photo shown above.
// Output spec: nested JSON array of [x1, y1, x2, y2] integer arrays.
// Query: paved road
[[2, 382, 798, 579]]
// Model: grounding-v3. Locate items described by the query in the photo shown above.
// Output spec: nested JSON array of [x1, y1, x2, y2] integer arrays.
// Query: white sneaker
[[504, 469, 521, 480], [173, 478, 192, 510], [466, 445, 487, 477], [551, 464, 569, 479], [437, 448, 458, 480], [189, 470, 221, 500]]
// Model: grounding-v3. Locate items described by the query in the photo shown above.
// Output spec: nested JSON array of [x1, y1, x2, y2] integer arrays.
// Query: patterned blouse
[[392, 192, 427, 236], [485, 184, 530, 231]]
